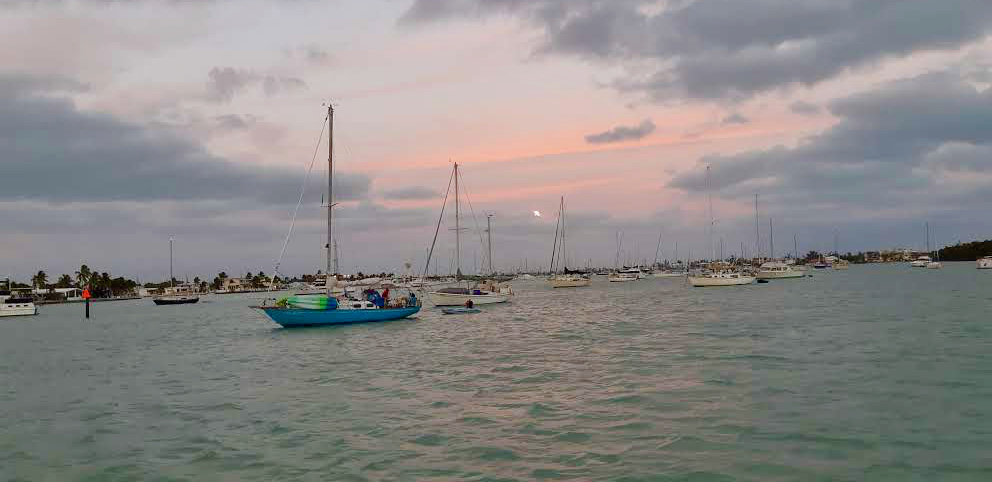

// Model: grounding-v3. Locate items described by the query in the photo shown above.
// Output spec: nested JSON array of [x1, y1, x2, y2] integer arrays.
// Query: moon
[[533, 210, 541, 217]]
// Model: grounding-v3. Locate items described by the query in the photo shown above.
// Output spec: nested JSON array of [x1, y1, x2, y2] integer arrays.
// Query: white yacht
[[688, 270, 755, 287], [548, 274, 591, 288], [756, 261, 806, 280], [620, 267, 646, 279], [1, 284, 37, 317], [978, 256, 992, 269], [910, 256, 931, 267], [608, 272, 639, 282]]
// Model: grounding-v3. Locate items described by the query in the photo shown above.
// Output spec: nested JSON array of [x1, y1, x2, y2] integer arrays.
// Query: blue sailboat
[[258, 105, 421, 327]]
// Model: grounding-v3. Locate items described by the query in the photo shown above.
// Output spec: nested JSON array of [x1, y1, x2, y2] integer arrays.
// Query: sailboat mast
[[486, 214, 494, 275], [925, 222, 930, 254], [454, 163, 461, 278], [560, 197, 565, 270], [653, 233, 662, 267], [169, 237, 174, 288], [326, 104, 334, 295], [769, 218, 774, 259], [754, 194, 760, 260], [707, 166, 714, 262]]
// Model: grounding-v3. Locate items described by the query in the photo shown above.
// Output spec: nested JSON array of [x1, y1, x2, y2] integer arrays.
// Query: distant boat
[[833, 259, 850, 270], [429, 163, 513, 306], [1, 279, 37, 317], [687, 166, 754, 287], [547, 197, 591, 288], [910, 256, 930, 267], [689, 269, 755, 287], [258, 105, 421, 326], [925, 223, 942, 269], [441, 307, 481, 315], [978, 256, 992, 269], [153, 238, 199, 305], [608, 272, 639, 282], [756, 261, 806, 280], [653, 270, 687, 278]]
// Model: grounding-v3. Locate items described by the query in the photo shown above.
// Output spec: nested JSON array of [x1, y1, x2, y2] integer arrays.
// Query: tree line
[[938, 240, 992, 262]]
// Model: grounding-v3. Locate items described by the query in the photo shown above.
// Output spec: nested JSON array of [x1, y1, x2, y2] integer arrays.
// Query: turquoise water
[[3, 263, 991, 481]]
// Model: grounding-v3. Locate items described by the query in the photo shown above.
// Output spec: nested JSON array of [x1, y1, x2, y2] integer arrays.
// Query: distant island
[[938, 240, 992, 262]]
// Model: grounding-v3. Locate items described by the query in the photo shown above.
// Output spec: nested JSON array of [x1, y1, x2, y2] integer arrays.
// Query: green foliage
[[939, 240, 992, 261]]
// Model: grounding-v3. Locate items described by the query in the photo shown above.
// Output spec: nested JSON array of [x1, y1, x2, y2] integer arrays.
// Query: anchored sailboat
[[547, 197, 591, 288], [688, 166, 754, 287], [153, 237, 199, 305], [258, 105, 421, 326], [429, 163, 512, 306]]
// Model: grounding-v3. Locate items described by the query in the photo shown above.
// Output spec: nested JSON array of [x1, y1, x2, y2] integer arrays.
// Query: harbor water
[[2, 263, 990, 481]]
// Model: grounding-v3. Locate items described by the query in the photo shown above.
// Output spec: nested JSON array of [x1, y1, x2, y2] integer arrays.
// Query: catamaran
[[258, 105, 421, 327], [547, 197, 591, 288], [429, 163, 512, 306]]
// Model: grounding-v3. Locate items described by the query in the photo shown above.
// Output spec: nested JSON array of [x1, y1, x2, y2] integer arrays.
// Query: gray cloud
[[0, 75, 368, 204], [382, 186, 441, 200], [668, 70, 992, 218], [789, 100, 821, 116], [585, 119, 655, 144], [721, 113, 748, 125], [403, 0, 992, 100], [213, 113, 257, 131], [206, 67, 308, 103]]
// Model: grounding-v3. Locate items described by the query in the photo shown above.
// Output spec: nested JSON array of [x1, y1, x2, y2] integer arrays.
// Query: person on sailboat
[[465, 299, 474, 309]]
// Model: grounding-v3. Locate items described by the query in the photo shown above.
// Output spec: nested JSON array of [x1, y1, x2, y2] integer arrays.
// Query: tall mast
[[769, 218, 774, 259], [754, 194, 760, 260], [454, 163, 461, 278], [925, 222, 930, 254], [486, 214, 494, 275], [333, 239, 339, 275], [707, 166, 714, 262], [326, 104, 334, 295], [653, 233, 662, 266], [169, 237, 174, 288], [560, 197, 565, 270], [794, 234, 798, 259]]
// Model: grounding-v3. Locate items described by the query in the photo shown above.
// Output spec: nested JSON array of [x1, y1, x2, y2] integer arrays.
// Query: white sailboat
[[926, 223, 942, 269], [687, 166, 754, 287], [429, 163, 512, 306], [547, 197, 591, 288]]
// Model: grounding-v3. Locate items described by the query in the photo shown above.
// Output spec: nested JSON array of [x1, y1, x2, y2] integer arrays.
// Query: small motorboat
[[757, 279, 770, 284], [441, 307, 481, 315]]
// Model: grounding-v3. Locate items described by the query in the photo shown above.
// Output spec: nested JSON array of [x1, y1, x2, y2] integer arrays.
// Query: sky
[[2, 0, 992, 281]]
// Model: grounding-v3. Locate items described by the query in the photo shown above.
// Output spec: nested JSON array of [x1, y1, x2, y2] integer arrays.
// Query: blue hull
[[261, 306, 420, 327]]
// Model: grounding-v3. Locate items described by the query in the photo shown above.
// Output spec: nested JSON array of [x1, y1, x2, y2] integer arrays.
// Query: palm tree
[[32, 270, 48, 290], [56, 274, 73, 288], [75, 265, 92, 288]]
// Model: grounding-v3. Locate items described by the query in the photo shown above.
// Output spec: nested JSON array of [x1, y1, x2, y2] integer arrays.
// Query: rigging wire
[[269, 114, 328, 289], [421, 166, 457, 295], [455, 167, 489, 275]]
